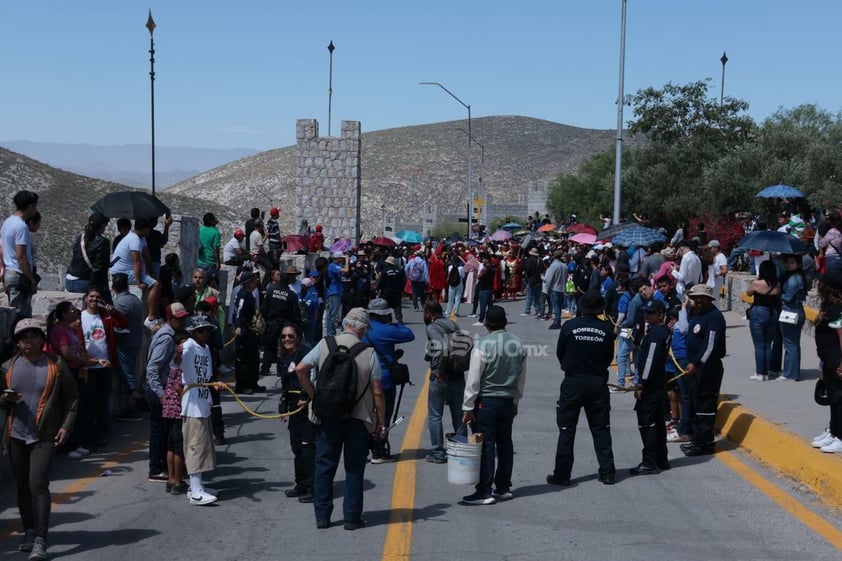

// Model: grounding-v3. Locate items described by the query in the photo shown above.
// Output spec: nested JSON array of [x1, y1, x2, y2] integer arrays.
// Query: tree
[[546, 149, 625, 225]]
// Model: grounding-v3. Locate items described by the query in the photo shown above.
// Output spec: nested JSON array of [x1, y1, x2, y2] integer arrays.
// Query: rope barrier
[[182, 383, 305, 420]]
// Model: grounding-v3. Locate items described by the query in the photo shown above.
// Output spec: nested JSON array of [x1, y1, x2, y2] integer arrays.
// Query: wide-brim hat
[[385, 256, 396, 265], [686, 284, 715, 299], [367, 298, 394, 316], [285, 266, 301, 276], [13, 318, 46, 341], [529, 248, 539, 256], [186, 314, 217, 333], [239, 271, 259, 284]]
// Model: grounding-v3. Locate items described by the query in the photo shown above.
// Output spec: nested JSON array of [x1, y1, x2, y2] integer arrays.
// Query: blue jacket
[[362, 318, 415, 389]]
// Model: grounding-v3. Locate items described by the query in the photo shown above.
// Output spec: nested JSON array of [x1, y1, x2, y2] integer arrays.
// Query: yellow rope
[[182, 383, 305, 420]]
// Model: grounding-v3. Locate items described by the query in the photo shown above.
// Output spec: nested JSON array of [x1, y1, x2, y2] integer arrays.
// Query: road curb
[[716, 398, 842, 509]]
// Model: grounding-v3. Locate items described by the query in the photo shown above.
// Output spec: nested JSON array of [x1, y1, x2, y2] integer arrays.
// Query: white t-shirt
[[81, 310, 109, 366], [110, 231, 147, 275], [180, 338, 213, 418], [711, 252, 728, 296], [249, 231, 263, 255], [1, 215, 31, 273], [223, 237, 244, 262]]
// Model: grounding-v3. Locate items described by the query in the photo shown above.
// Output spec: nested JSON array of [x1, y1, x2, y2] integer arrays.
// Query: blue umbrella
[[501, 222, 522, 231], [737, 230, 809, 254], [610, 226, 667, 247], [395, 229, 424, 244], [756, 184, 805, 199]]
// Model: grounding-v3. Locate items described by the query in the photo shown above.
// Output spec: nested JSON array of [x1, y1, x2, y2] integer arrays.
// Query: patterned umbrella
[[596, 221, 637, 241], [570, 232, 597, 245], [491, 229, 512, 241], [610, 226, 667, 247]]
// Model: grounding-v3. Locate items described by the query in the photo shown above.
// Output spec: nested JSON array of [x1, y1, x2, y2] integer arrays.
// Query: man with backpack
[[295, 308, 386, 531], [405, 249, 429, 311], [423, 302, 472, 463]]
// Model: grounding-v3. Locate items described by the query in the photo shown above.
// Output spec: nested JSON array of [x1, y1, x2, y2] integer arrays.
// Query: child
[[180, 314, 226, 505], [162, 333, 190, 495]]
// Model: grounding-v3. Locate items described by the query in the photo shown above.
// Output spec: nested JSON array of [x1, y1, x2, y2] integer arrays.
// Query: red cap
[[315, 224, 323, 232], [270, 208, 280, 217], [204, 296, 219, 313], [234, 229, 245, 240]]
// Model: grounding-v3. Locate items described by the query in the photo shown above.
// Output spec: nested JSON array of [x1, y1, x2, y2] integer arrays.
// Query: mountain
[[167, 115, 628, 236], [0, 141, 258, 189], [0, 147, 240, 273]]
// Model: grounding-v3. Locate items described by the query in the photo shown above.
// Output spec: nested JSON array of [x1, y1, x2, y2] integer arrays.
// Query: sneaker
[[776, 375, 797, 381], [217, 364, 233, 375], [28, 537, 47, 561], [548, 324, 561, 330], [492, 488, 513, 501], [148, 471, 169, 482], [820, 437, 842, 453], [546, 474, 571, 486], [813, 427, 831, 441], [68, 449, 84, 459], [75, 446, 91, 456], [170, 482, 189, 495], [461, 491, 496, 505], [609, 387, 623, 394], [667, 430, 691, 443], [748, 374, 768, 381], [466, 314, 477, 318], [343, 519, 366, 531], [316, 520, 331, 529], [519, 313, 530, 317], [189, 490, 218, 505], [371, 454, 397, 464], [812, 433, 835, 449], [829, 314, 842, 329], [116, 411, 143, 422], [17, 530, 35, 552], [213, 435, 228, 446], [298, 491, 314, 503], [143, 317, 164, 330], [425, 453, 447, 464], [472, 321, 483, 326]]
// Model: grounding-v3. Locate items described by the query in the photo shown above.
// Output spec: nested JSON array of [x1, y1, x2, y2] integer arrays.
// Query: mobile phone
[[3, 388, 17, 395]]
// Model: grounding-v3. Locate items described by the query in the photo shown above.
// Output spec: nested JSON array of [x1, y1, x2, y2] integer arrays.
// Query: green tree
[[430, 222, 465, 239], [546, 149, 625, 225]]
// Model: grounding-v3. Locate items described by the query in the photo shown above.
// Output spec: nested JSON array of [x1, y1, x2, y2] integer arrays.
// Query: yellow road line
[[381, 374, 430, 561], [717, 451, 842, 550], [0, 438, 146, 542]]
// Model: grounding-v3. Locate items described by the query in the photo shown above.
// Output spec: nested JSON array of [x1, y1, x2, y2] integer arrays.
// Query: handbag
[[778, 310, 799, 325], [374, 348, 412, 386]]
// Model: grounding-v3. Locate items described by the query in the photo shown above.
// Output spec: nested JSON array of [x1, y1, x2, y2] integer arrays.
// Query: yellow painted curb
[[716, 398, 842, 509]]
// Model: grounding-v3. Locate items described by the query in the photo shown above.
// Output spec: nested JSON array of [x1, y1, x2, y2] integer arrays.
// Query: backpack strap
[[347, 341, 371, 411]]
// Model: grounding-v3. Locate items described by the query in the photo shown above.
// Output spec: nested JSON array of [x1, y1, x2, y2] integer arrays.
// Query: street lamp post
[[327, 41, 335, 136], [146, 10, 157, 196], [457, 128, 484, 226], [420, 82, 472, 239], [612, 0, 627, 226], [720, 51, 728, 107]]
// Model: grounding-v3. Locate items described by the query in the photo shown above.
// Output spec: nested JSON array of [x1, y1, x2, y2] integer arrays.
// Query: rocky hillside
[[0, 147, 239, 273], [168, 116, 626, 236]]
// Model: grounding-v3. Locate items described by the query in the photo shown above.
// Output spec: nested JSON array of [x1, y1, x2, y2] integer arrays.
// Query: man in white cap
[[706, 240, 728, 302]]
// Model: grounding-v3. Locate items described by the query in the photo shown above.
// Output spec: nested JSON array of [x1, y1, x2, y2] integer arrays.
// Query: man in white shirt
[[110, 218, 161, 328], [707, 240, 728, 303], [1, 190, 39, 319], [671, 243, 703, 297], [223, 229, 248, 266]]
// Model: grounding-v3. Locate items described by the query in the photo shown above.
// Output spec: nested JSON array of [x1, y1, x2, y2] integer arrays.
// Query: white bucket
[[446, 429, 482, 485]]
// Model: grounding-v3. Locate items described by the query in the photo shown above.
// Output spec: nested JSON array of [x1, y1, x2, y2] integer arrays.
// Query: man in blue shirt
[[325, 252, 349, 336]]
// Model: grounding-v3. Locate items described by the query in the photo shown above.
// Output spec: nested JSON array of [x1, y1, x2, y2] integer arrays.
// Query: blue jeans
[[748, 306, 776, 375], [565, 293, 578, 315], [549, 290, 563, 327], [523, 283, 541, 315], [474, 396, 515, 494], [617, 333, 634, 384], [325, 293, 341, 336], [117, 347, 140, 392], [64, 277, 91, 293], [780, 310, 805, 380], [313, 419, 369, 523], [444, 283, 463, 317], [477, 289, 493, 322], [427, 377, 466, 460]]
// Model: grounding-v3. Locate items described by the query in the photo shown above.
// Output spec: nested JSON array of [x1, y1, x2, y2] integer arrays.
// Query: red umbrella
[[283, 235, 310, 253], [564, 223, 598, 235], [371, 236, 396, 247]]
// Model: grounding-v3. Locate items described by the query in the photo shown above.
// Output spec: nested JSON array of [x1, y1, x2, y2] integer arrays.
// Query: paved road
[[1, 300, 840, 560]]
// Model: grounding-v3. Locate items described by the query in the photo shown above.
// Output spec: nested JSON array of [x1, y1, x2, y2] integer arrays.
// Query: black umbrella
[[91, 191, 170, 219], [595, 221, 637, 241], [737, 230, 809, 254]]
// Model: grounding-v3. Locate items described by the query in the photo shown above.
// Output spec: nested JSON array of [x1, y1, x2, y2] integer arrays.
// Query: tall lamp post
[[457, 128, 484, 226], [327, 41, 335, 136], [420, 82, 472, 239], [720, 51, 728, 107], [612, 0, 627, 226], [146, 10, 157, 196]]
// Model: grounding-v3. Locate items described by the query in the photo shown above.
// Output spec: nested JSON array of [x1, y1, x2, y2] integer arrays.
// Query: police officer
[[549, 290, 617, 486], [260, 266, 301, 376], [630, 299, 671, 475], [680, 284, 726, 456], [376, 256, 406, 323]]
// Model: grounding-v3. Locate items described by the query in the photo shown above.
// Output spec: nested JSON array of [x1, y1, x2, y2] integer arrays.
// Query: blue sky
[[2, 1, 840, 150]]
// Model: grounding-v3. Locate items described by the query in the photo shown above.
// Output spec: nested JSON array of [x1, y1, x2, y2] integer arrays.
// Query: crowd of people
[[1, 190, 842, 554]]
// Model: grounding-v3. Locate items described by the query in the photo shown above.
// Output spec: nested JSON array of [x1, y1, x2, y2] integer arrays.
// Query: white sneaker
[[189, 490, 218, 505], [519, 313, 530, 317], [143, 317, 163, 330], [472, 322, 483, 326], [748, 374, 768, 381], [820, 437, 842, 453], [76, 446, 91, 456], [812, 428, 831, 442], [812, 433, 835, 449], [68, 449, 83, 460]]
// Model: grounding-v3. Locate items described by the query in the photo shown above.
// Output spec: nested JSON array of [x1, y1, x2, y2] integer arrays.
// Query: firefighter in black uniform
[[234, 272, 264, 394], [630, 299, 671, 475], [548, 290, 617, 486], [681, 284, 727, 456], [259, 266, 301, 376], [377, 256, 406, 323]]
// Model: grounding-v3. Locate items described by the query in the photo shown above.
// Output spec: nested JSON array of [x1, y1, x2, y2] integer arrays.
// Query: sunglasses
[[280, 334, 297, 339]]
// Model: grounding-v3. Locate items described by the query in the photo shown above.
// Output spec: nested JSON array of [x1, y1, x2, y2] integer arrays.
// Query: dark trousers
[[691, 360, 724, 447], [260, 320, 283, 376], [375, 386, 397, 457], [553, 375, 615, 480], [383, 290, 402, 323], [676, 373, 696, 437], [235, 333, 260, 391], [88, 367, 112, 441], [474, 396, 515, 494], [477, 289, 493, 322], [289, 410, 317, 492], [410, 281, 427, 310], [9, 439, 55, 539], [210, 386, 225, 439], [74, 370, 94, 449], [635, 393, 668, 467], [313, 419, 369, 523], [145, 390, 167, 475]]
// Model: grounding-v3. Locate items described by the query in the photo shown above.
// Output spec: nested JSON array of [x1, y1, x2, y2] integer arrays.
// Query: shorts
[[182, 416, 216, 474], [165, 417, 184, 457], [124, 270, 157, 287]]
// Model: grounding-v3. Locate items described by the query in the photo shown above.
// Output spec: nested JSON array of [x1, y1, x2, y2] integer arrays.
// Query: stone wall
[[294, 119, 362, 243]]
